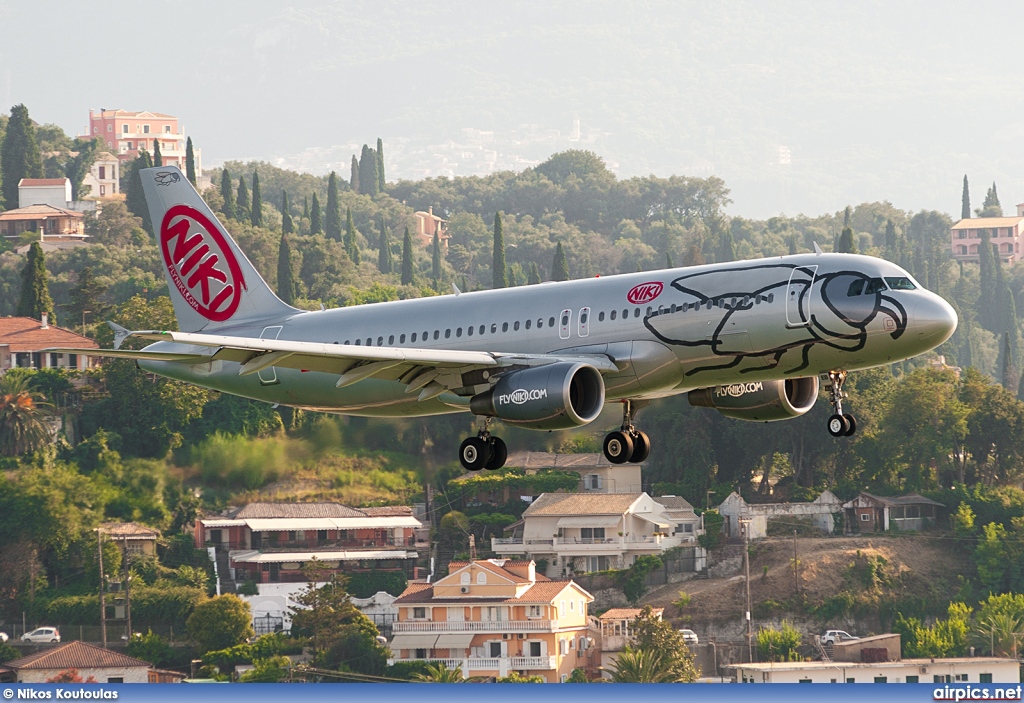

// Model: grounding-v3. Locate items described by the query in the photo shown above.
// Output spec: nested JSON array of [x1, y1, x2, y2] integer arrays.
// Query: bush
[[126, 630, 173, 667], [623, 555, 662, 605], [756, 621, 802, 661], [186, 595, 254, 654], [697, 510, 725, 550], [346, 571, 408, 598]]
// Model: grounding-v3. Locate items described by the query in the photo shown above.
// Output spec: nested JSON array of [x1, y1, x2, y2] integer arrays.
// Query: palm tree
[[974, 612, 1023, 657], [412, 662, 464, 682], [609, 647, 681, 683], [0, 375, 53, 457]]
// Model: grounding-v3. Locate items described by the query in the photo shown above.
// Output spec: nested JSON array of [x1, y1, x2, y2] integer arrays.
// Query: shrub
[[756, 621, 802, 661], [126, 630, 173, 667]]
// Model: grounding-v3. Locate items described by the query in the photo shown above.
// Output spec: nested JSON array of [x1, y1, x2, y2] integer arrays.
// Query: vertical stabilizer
[[140, 166, 295, 332]]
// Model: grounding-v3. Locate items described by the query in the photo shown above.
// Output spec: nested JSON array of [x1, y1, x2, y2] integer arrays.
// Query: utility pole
[[740, 517, 752, 662], [97, 529, 107, 648], [122, 536, 132, 639], [793, 529, 799, 596]]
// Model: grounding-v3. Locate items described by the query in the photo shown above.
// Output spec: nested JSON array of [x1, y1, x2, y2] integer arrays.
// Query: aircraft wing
[[45, 330, 620, 401]]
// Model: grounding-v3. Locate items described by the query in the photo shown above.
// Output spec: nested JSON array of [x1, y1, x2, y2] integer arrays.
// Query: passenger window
[[598, 312, 605, 321], [847, 279, 864, 296], [411, 333, 417, 343], [514, 321, 520, 331], [491, 324, 497, 333], [611, 310, 617, 320], [400, 334, 406, 343], [562, 314, 570, 326], [548, 317, 555, 327], [423, 331, 428, 341], [502, 322, 508, 332], [581, 312, 589, 324], [767, 293, 774, 303], [344, 340, 350, 345], [884, 276, 916, 290], [377, 336, 384, 346], [634, 308, 641, 318], [445, 329, 451, 339], [456, 327, 462, 337], [479, 325, 485, 335], [467, 326, 473, 336], [434, 330, 439, 340], [525, 319, 532, 330], [645, 307, 651, 316], [366, 338, 372, 345], [537, 318, 543, 328], [864, 278, 887, 294], [389, 335, 395, 345], [355, 339, 361, 345], [622, 308, 628, 319]]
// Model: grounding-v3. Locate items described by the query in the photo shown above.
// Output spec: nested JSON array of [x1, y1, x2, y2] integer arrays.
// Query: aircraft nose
[[912, 293, 958, 346]]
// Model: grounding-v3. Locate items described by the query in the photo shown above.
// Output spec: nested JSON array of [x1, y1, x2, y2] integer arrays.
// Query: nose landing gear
[[826, 370, 857, 437], [459, 419, 508, 471], [603, 400, 651, 464]]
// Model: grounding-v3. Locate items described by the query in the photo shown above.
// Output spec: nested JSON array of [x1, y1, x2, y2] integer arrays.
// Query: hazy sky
[[2, 0, 1023, 219]]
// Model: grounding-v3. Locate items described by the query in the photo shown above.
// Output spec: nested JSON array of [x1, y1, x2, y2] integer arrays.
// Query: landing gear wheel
[[604, 431, 634, 464], [842, 413, 857, 437], [629, 431, 651, 463], [459, 437, 491, 471], [485, 436, 508, 470], [827, 414, 849, 438]]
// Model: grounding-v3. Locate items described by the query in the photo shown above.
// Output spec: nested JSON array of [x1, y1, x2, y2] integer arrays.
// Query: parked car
[[679, 628, 699, 645], [820, 630, 858, 645], [22, 627, 60, 643], [0, 631, 8, 642]]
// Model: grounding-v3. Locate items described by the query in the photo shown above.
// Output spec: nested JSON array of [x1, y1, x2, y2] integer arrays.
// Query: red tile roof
[[1, 641, 151, 670], [0, 204, 83, 221], [100, 522, 161, 539], [18, 178, 70, 187], [395, 579, 587, 605], [0, 317, 98, 353], [361, 506, 414, 517]]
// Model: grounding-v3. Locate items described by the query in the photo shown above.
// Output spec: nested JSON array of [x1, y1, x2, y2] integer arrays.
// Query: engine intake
[[688, 376, 819, 421], [470, 362, 605, 430]]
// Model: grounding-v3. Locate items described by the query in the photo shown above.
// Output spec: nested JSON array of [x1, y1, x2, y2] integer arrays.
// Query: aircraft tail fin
[[140, 166, 295, 332]]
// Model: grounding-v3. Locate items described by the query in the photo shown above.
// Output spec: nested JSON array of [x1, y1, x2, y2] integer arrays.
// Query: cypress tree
[[718, 230, 736, 262], [344, 207, 360, 264], [552, 242, 570, 281], [492, 212, 508, 289], [666, 252, 674, 269], [528, 262, 541, 285], [220, 168, 235, 219], [185, 137, 196, 185], [401, 227, 415, 285], [1, 104, 43, 209], [153, 138, 162, 167], [884, 219, 897, 259], [125, 150, 153, 235], [236, 176, 250, 223], [303, 195, 309, 219], [325, 172, 341, 241], [17, 241, 54, 320], [350, 155, 360, 193], [1001, 331, 1017, 391], [431, 231, 442, 289], [961, 175, 971, 220], [377, 217, 393, 274], [359, 144, 379, 197], [978, 230, 996, 331], [250, 170, 263, 227], [277, 232, 297, 305], [281, 191, 294, 234], [310, 192, 322, 234], [376, 137, 386, 192], [787, 236, 798, 255]]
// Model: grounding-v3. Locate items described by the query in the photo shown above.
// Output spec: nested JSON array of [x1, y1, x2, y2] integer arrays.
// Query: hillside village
[[2, 102, 1024, 685]]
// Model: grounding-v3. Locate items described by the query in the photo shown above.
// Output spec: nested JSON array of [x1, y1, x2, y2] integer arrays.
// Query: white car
[[820, 629, 857, 645], [679, 628, 699, 645], [22, 627, 60, 643], [0, 632, 8, 642]]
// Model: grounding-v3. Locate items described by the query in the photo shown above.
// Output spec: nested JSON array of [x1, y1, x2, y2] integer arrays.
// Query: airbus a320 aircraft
[[50, 166, 958, 471]]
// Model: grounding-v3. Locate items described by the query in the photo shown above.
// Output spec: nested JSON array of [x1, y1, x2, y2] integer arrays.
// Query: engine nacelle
[[688, 376, 819, 421], [470, 362, 605, 430]]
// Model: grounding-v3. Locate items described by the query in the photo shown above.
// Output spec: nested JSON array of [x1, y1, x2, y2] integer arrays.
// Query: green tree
[[552, 241, 570, 281], [235, 176, 250, 223], [528, 262, 541, 285], [1, 104, 43, 209], [756, 621, 803, 661], [239, 656, 291, 683], [186, 594, 254, 654], [979, 182, 1002, 217], [219, 168, 235, 219], [627, 605, 700, 682], [358, 144, 379, 197], [64, 266, 108, 329], [152, 138, 162, 167], [431, 231, 442, 289], [492, 211, 508, 288], [376, 137, 386, 192], [837, 207, 857, 253], [325, 171, 341, 241], [350, 154, 359, 193], [978, 230, 997, 331], [17, 241, 54, 320], [280, 191, 294, 234], [623, 555, 662, 604], [0, 374, 52, 457], [277, 232, 297, 305], [413, 662, 464, 682], [609, 648, 681, 683], [185, 137, 196, 185], [962, 175, 971, 220], [310, 192, 322, 234], [344, 207, 360, 264], [401, 227, 415, 285], [250, 170, 263, 227], [125, 630, 174, 667], [124, 150, 154, 235], [377, 218, 393, 274]]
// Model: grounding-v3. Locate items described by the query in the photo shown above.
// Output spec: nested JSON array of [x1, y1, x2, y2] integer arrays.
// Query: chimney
[[428, 206, 433, 216], [40, 312, 49, 329]]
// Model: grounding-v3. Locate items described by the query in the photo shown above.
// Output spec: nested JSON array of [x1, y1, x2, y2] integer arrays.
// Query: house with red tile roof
[[389, 558, 594, 682], [0, 315, 99, 373], [0, 641, 153, 683]]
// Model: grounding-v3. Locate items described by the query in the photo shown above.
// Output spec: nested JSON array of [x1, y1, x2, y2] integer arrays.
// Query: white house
[[731, 658, 1019, 684], [502, 451, 645, 494], [0, 642, 153, 683], [717, 490, 843, 540], [18, 178, 72, 209]]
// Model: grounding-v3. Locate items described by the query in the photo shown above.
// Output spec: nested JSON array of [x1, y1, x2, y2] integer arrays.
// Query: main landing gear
[[603, 400, 651, 464], [459, 419, 508, 472], [826, 370, 857, 437]]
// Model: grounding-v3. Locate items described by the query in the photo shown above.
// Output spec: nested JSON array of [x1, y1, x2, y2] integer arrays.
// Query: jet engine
[[687, 376, 819, 421], [470, 362, 605, 430]]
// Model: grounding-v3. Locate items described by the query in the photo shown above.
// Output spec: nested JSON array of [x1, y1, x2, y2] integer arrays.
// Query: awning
[[435, 633, 475, 648], [244, 516, 422, 531], [634, 515, 670, 528], [201, 519, 247, 528], [390, 634, 439, 649], [230, 550, 413, 563], [556, 515, 621, 528]]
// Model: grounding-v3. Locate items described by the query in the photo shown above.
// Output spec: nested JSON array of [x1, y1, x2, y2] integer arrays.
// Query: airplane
[[49, 166, 958, 471]]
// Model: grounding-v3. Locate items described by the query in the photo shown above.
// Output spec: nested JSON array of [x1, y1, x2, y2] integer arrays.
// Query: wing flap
[[41, 348, 213, 363]]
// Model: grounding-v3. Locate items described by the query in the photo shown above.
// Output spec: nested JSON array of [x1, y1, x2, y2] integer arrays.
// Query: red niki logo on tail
[[627, 281, 663, 305], [159, 205, 246, 321]]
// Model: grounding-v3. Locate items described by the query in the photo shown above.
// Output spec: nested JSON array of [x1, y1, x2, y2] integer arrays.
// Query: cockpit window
[[884, 276, 917, 290], [847, 280, 864, 296], [864, 277, 887, 294]]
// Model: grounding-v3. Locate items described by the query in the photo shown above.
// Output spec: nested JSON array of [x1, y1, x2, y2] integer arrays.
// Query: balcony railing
[[493, 535, 677, 551], [393, 620, 553, 633], [387, 656, 557, 671]]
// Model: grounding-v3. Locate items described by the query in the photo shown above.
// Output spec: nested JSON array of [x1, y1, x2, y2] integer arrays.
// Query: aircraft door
[[785, 266, 817, 328], [578, 307, 591, 337], [559, 309, 572, 340], [258, 326, 283, 385]]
